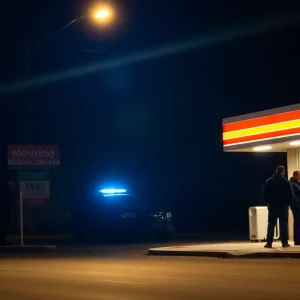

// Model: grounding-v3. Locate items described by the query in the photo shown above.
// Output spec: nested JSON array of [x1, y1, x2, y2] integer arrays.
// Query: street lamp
[[26, 3, 117, 77], [40, 5, 115, 47], [21, 3, 117, 236], [25, 2, 117, 120], [23, 4, 116, 139]]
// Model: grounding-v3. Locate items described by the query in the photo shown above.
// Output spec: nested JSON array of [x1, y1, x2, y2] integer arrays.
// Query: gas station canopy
[[223, 104, 300, 152], [223, 103, 300, 241]]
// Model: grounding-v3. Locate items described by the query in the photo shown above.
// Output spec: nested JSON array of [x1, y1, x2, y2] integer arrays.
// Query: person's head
[[276, 165, 285, 176], [293, 170, 300, 182]]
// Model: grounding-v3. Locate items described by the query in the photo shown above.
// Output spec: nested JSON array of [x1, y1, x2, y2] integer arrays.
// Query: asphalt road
[[1, 243, 300, 299]]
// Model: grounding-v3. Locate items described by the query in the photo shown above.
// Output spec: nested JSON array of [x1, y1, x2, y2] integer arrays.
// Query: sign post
[[8, 145, 60, 236]]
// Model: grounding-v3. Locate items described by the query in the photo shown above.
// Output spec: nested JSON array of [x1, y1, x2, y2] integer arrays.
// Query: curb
[[148, 249, 233, 258], [174, 233, 235, 237], [148, 249, 300, 258], [242, 252, 300, 259], [0, 245, 57, 253]]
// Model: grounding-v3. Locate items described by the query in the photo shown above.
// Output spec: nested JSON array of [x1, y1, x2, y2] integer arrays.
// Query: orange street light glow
[[90, 4, 115, 25], [95, 9, 110, 19]]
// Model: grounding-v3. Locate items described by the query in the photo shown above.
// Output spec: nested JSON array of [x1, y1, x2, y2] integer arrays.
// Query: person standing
[[290, 171, 300, 245], [262, 165, 294, 248]]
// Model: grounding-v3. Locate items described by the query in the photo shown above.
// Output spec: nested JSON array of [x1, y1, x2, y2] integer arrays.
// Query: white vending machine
[[249, 206, 280, 242]]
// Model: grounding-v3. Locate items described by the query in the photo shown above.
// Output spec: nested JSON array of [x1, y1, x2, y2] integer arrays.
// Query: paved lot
[[1, 243, 300, 299]]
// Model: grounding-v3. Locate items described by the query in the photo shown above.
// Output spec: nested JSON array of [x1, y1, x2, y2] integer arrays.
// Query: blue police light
[[99, 188, 127, 197]]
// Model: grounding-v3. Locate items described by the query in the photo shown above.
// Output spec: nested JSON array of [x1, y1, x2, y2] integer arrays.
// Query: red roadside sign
[[8, 145, 60, 168]]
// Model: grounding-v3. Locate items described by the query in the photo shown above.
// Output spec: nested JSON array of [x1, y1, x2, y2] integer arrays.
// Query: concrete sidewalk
[[148, 242, 300, 258]]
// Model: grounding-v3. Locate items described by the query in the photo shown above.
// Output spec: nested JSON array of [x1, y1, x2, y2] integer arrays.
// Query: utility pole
[[23, 37, 37, 235]]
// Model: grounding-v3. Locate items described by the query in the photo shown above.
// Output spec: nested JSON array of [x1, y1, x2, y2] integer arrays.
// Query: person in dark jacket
[[262, 165, 294, 248], [290, 171, 300, 245]]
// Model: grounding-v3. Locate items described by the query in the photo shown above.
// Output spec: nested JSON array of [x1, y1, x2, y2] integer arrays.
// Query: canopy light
[[253, 145, 272, 151], [290, 141, 300, 146]]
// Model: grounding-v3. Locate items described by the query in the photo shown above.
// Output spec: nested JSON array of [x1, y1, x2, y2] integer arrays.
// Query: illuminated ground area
[[1, 243, 300, 299]]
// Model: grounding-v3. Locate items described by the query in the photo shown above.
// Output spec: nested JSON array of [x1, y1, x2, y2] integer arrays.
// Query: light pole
[[36, 6, 115, 49], [23, 4, 116, 235], [24, 5, 115, 140]]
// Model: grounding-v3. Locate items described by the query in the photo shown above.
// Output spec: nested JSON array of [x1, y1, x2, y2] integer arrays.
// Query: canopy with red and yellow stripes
[[222, 104, 300, 152]]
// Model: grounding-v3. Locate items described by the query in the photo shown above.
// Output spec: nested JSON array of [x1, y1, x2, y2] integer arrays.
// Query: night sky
[[1, 1, 300, 233]]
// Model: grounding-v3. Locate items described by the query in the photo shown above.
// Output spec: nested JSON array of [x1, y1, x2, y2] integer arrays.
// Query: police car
[[68, 188, 174, 243]]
